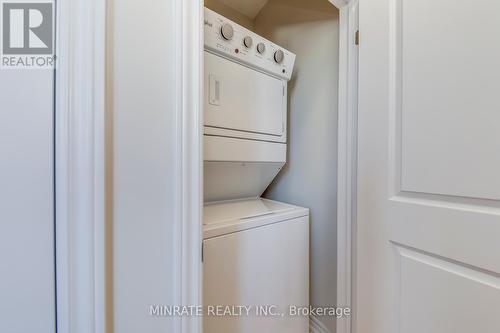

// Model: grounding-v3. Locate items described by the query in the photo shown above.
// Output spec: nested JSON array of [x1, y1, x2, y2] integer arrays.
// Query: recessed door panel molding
[[395, 245, 500, 333], [389, 0, 500, 201]]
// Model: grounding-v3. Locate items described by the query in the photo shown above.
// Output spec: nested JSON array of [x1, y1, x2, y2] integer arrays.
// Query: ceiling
[[216, 0, 270, 19]]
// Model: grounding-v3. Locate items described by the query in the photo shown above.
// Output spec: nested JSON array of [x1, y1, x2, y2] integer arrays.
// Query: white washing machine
[[203, 8, 309, 333], [203, 198, 309, 333]]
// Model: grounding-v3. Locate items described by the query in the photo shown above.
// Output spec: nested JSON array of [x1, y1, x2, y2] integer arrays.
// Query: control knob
[[274, 50, 285, 64], [243, 36, 253, 48], [220, 23, 234, 40], [257, 42, 266, 54]]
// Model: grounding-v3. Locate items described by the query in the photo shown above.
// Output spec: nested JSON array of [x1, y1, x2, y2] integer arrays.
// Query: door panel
[[357, 0, 500, 332], [400, 0, 500, 200], [204, 51, 285, 137], [398, 246, 500, 333]]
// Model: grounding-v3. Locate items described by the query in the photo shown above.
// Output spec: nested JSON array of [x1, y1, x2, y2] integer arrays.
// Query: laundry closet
[[202, 1, 339, 332]]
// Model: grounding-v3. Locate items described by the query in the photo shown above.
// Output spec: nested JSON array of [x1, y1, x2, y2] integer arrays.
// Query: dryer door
[[204, 51, 285, 138]]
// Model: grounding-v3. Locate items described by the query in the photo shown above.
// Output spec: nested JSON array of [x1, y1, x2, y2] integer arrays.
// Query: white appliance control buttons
[[243, 36, 253, 48], [257, 42, 266, 54], [274, 50, 284, 64], [220, 23, 234, 40], [204, 8, 295, 80]]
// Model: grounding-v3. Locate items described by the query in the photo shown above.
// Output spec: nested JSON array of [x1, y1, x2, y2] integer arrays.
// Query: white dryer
[[203, 7, 295, 203], [203, 8, 309, 333]]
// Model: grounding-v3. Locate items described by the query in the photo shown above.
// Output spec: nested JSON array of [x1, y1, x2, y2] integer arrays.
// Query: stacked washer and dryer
[[203, 8, 309, 333]]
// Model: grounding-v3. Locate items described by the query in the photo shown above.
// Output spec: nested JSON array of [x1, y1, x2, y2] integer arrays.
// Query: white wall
[[108, 0, 181, 331], [255, 1, 339, 332], [0, 70, 55, 330]]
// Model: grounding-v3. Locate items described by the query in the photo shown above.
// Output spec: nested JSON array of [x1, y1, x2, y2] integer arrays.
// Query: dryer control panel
[[204, 8, 296, 81]]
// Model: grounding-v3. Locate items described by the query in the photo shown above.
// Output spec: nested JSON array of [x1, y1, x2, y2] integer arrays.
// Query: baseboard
[[309, 316, 333, 333]]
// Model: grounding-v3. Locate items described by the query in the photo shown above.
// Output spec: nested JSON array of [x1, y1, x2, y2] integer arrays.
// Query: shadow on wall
[[258, 0, 337, 24]]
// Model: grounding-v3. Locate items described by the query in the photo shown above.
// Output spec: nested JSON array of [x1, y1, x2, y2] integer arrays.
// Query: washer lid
[[203, 198, 309, 239], [204, 198, 289, 225]]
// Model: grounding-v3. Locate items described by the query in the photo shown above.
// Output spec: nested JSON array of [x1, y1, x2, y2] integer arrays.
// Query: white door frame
[[54, 0, 204, 332], [335, 1, 359, 333], [55, 0, 107, 332], [176, 1, 204, 333]]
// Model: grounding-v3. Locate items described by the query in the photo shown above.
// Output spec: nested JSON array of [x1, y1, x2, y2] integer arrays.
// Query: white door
[[357, 1, 500, 332]]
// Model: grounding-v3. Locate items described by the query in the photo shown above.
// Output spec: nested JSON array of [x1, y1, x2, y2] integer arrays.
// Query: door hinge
[[355, 30, 360, 45], [201, 242, 204, 263]]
